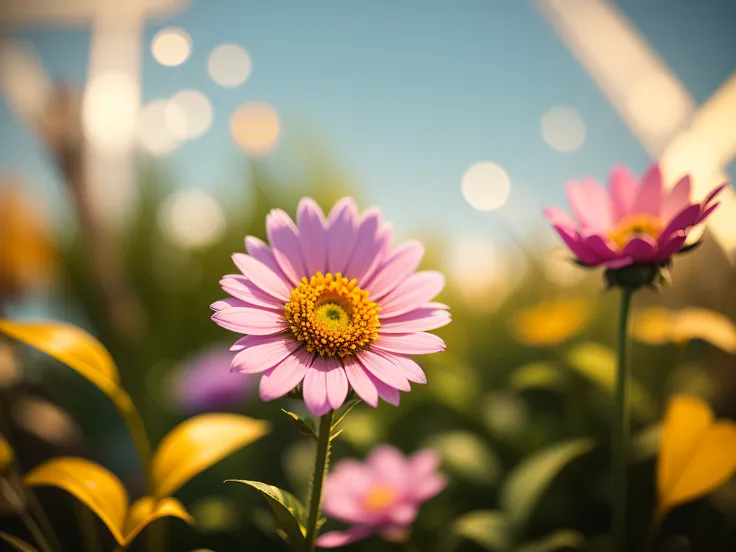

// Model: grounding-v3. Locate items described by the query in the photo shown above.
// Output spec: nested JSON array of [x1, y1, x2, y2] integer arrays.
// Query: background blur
[[1, 0, 735, 550]]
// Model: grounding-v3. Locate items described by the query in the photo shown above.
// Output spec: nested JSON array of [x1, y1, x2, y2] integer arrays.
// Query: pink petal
[[565, 178, 612, 231], [661, 175, 692, 221], [344, 209, 389, 282], [311, 355, 349, 411], [543, 206, 578, 230], [369, 373, 401, 406], [220, 275, 284, 310], [327, 198, 359, 274], [631, 163, 663, 216], [232, 253, 291, 302], [379, 271, 445, 318], [245, 236, 291, 285], [211, 298, 244, 312], [609, 165, 638, 221], [622, 235, 657, 262], [366, 240, 425, 300], [358, 349, 411, 391], [370, 350, 426, 384], [325, 460, 375, 498], [583, 234, 619, 258], [415, 474, 447, 501], [303, 366, 331, 416], [373, 333, 445, 355], [388, 503, 417, 526], [368, 445, 408, 481], [316, 527, 374, 548], [361, 222, 394, 283], [604, 256, 634, 269], [259, 348, 312, 400], [410, 450, 441, 477], [212, 307, 287, 335], [698, 201, 720, 223], [266, 209, 308, 286], [380, 306, 451, 333], [655, 230, 687, 261], [231, 335, 300, 374], [659, 204, 701, 242], [322, 494, 368, 524], [342, 356, 379, 407], [552, 225, 600, 266], [702, 182, 728, 210], [297, 198, 328, 277]]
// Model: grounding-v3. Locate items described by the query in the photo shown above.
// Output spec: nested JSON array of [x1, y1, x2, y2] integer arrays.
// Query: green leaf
[[0, 532, 39, 552], [282, 409, 317, 440], [565, 342, 657, 421], [631, 424, 661, 463], [331, 398, 362, 431], [500, 438, 594, 532], [518, 529, 585, 552], [454, 510, 510, 551], [227, 480, 306, 547], [508, 363, 566, 393], [425, 431, 502, 486]]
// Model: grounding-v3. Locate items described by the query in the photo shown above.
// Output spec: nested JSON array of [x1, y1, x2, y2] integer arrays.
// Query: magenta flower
[[171, 346, 255, 413], [211, 198, 449, 415], [544, 163, 726, 269], [316, 445, 446, 547]]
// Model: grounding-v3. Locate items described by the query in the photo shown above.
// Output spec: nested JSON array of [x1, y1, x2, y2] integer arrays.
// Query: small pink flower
[[316, 445, 446, 548], [211, 198, 450, 416], [544, 163, 727, 269]]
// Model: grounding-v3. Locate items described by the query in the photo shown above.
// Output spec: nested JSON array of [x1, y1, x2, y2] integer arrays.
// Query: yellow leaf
[[510, 298, 591, 347], [0, 434, 13, 472], [672, 308, 736, 354], [122, 496, 194, 546], [0, 320, 119, 396], [151, 413, 270, 498], [657, 395, 736, 517], [24, 457, 128, 544]]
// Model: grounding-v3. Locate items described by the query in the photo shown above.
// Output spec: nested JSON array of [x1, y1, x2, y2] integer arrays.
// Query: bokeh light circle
[[207, 43, 251, 88], [151, 27, 191, 67], [230, 102, 280, 155], [166, 89, 213, 140], [137, 99, 183, 156], [159, 188, 226, 249], [83, 71, 138, 153], [540, 106, 586, 152], [461, 162, 511, 211]]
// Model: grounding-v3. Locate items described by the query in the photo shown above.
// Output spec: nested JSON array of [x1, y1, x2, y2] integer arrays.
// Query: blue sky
[[1, 0, 735, 240]]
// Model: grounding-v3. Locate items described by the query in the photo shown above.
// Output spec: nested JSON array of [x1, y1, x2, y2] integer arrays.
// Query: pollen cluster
[[284, 272, 380, 357], [608, 214, 664, 249]]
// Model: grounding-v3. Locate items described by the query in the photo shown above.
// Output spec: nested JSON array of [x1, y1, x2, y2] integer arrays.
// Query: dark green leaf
[[281, 409, 317, 440], [0, 532, 39, 552], [454, 510, 510, 551], [500, 438, 594, 532], [227, 480, 306, 547]]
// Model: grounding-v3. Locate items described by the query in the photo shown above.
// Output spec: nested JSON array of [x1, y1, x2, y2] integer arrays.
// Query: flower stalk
[[305, 410, 335, 552], [613, 287, 633, 551]]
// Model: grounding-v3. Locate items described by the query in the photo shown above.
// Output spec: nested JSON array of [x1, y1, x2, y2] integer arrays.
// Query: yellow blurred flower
[[510, 298, 591, 347], [633, 307, 736, 354], [657, 395, 736, 519], [0, 181, 57, 297]]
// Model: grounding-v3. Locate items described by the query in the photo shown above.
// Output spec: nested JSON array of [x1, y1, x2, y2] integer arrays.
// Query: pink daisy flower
[[544, 163, 727, 270], [316, 445, 446, 548], [211, 198, 450, 416]]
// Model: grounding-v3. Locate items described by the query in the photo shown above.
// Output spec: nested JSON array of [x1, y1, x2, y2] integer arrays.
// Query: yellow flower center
[[608, 214, 664, 249], [362, 484, 397, 511], [284, 272, 380, 357]]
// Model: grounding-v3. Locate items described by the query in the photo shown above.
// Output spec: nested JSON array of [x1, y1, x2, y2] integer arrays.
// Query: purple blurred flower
[[172, 346, 255, 413], [317, 445, 446, 548]]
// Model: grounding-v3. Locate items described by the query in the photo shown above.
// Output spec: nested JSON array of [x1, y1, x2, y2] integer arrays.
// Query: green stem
[[613, 288, 634, 551], [75, 502, 99, 552], [305, 411, 335, 552]]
